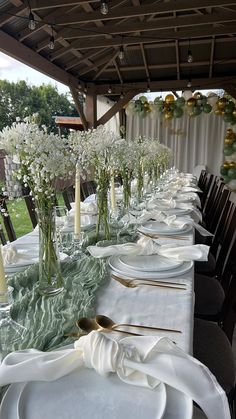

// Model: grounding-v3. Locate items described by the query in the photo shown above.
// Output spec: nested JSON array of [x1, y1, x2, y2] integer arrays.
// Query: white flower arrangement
[[0, 119, 75, 210]]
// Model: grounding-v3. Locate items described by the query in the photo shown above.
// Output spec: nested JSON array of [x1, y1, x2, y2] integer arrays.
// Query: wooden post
[[86, 91, 97, 128]]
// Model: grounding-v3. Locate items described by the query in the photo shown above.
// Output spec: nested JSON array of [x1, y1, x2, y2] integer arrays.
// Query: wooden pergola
[[0, 0, 236, 129]]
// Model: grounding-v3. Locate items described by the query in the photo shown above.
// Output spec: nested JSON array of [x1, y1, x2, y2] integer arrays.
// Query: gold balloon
[[214, 108, 222, 116], [233, 109, 236, 117], [193, 92, 202, 100], [223, 162, 230, 169], [227, 128, 233, 134], [165, 94, 175, 104], [187, 98, 196, 107], [217, 97, 227, 109], [164, 111, 173, 120], [225, 138, 234, 145], [229, 161, 236, 168]]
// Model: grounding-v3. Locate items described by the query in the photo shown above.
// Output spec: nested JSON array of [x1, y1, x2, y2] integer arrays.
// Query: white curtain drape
[[126, 112, 230, 175], [97, 96, 119, 134]]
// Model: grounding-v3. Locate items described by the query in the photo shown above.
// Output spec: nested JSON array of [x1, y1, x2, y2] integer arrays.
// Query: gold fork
[[139, 231, 187, 240], [111, 274, 187, 290]]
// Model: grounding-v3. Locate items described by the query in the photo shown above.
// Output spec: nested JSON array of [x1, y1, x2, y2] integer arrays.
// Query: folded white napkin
[[0, 331, 230, 419], [70, 201, 97, 214], [87, 236, 209, 261], [2, 244, 33, 266], [146, 199, 202, 222], [162, 215, 213, 237]]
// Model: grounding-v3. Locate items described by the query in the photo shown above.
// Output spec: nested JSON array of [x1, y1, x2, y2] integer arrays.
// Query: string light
[[187, 79, 192, 88], [118, 45, 124, 60], [48, 26, 55, 50], [146, 83, 151, 93], [120, 92, 124, 99], [100, 0, 108, 15], [187, 39, 193, 63], [108, 85, 112, 94], [28, 10, 36, 30]]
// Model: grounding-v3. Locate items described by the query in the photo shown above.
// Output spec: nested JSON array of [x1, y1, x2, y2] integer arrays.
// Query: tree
[[0, 80, 78, 132]]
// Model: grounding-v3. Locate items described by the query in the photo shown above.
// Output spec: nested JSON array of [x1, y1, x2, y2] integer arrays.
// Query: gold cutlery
[[139, 231, 187, 240], [111, 273, 187, 290], [96, 315, 182, 334], [76, 317, 142, 336]]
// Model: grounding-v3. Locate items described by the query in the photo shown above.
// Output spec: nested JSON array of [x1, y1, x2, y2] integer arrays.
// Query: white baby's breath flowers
[[0, 120, 76, 211]]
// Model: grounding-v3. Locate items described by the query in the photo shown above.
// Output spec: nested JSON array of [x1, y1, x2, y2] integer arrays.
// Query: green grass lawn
[[2, 194, 65, 239]]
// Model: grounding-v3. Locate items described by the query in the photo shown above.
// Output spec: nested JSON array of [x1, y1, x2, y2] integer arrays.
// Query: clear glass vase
[[37, 208, 64, 296], [96, 169, 110, 241]]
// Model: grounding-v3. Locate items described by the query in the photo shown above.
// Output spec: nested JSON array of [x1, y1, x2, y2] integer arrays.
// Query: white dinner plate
[[138, 221, 192, 236], [109, 255, 193, 279], [118, 255, 183, 272], [0, 368, 167, 419], [162, 208, 192, 216], [173, 195, 195, 203]]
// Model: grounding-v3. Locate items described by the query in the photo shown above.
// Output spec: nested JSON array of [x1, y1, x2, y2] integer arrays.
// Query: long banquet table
[[0, 174, 228, 419]]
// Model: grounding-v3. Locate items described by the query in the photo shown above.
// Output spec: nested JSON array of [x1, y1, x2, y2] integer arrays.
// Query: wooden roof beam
[[175, 40, 180, 80], [31, 0, 97, 10], [53, 0, 236, 24], [79, 50, 119, 76], [69, 85, 88, 130], [65, 48, 108, 71], [113, 58, 123, 84], [0, 4, 26, 27], [94, 76, 236, 95], [52, 11, 236, 36], [70, 24, 236, 49], [93, 51, 120, 80], [140, 43, 150, 80], [209, 37, 215, 78], [0, 30, 78, 88], [97, 91, 137, 125]]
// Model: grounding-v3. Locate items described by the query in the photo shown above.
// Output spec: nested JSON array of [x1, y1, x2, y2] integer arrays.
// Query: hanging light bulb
[[28, 11, 36, 30], [187, 79, 192, 88], [187, 49, 193, 63], [48, 26, 55, 50], [108, 85, 112, 94], [100, 0, 108, 15], [118, 46, 124, 60], [187, 39, 193, 63], [120, 92, 124, 99], [146, 83, 151, 93]]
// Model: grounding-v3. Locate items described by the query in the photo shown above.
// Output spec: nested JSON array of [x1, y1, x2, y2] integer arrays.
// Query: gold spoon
[[76, 317, 141, 336], [96, 314, 181, 334]]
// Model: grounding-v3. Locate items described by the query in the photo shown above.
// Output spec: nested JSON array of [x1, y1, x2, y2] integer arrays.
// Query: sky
[[0, 51, 69, 94], [0, 51, 221, 100]]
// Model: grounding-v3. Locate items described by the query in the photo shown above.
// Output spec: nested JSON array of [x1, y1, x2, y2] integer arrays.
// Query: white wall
[[97, 96, 119, 134]]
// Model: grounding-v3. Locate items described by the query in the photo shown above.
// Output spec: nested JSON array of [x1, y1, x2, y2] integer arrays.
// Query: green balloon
[[173, 107, 183, 118], [232, 142, 236, 151], [176, 97, 185, 107], [154, 97, 163, 106], [192, 106, 202, 116], [226, 101, 235, 112], [203, 104, 212, 113], [220, 166, 229, 176], [228, 168, 236, 179], [200, 96, 207, 106], [223, 175, 230, 183], [223, 145, 233, 156], [223, 113, 233, 123], [139, 95, 148, 103]]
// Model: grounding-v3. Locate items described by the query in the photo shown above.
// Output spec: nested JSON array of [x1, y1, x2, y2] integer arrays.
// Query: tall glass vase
[[37, 208, 64, 296], [96, 168, 110, 240]]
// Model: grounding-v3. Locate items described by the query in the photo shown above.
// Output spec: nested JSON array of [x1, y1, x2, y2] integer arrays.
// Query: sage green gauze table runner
[[7, 256, 108, 353]]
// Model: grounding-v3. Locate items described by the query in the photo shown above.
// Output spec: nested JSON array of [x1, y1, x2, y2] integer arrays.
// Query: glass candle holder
[[0, 286, 26, 359]]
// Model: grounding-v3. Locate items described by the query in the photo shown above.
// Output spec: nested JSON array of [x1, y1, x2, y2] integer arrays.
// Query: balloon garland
[[125, 91, 236, 124], [220, 128, 236, 190]]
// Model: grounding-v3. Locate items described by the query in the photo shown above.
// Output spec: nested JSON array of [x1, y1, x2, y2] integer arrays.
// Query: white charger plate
[[160, 208, 192, 216], [138, 221, 192, 236], [118, 254, 183, 272], [0, 368, 167, 419], [109, 256, 193, 279]]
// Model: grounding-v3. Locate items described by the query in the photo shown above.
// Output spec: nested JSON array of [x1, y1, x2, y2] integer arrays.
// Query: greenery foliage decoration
[[220, 128, 236, 190]]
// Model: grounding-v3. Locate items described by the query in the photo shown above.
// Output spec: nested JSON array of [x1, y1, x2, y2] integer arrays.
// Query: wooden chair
[[80, 180, 97, 201], [62, 185, 75, 210], [199, 173, 215, 208], [0, 194, 16, 242], [22, 186, 38, 228]]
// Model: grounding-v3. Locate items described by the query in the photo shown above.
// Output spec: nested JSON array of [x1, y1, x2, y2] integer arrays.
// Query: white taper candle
[[74, 165, 81, 237], [0, 245, 7, 293]]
